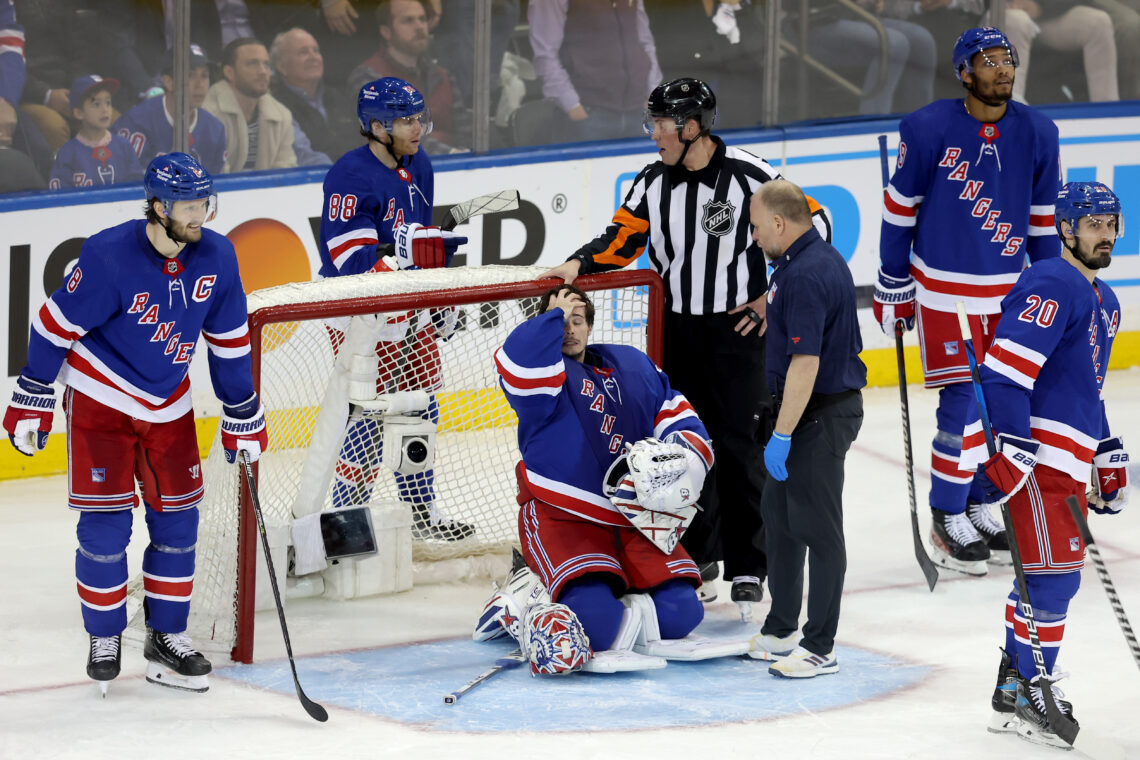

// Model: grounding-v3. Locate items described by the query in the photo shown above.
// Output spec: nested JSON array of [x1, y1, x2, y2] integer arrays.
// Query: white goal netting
[[129, 265, 661, 661]]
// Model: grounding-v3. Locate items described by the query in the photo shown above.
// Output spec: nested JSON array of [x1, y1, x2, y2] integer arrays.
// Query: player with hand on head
[[317, 76, 471, 540], [959, 181, 1126, 748], [877, 26, 1061, 576], [3, 152, 266, 694], [477, 285, 716, 675]]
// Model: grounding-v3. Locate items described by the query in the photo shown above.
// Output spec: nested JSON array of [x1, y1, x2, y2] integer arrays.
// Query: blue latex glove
[[764, 432, 791, 481]]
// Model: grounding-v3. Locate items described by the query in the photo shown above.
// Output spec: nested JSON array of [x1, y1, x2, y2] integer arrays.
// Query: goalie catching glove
[[1090, 436, 1129, 514], [220, 394, 268, 464], [3, 375, 56, 456], [393, 222, 467, 270], [603, 434, 712, 554]]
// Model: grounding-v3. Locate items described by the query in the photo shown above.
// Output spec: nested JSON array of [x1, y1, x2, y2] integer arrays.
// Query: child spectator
[[49, 75, 142, 189]]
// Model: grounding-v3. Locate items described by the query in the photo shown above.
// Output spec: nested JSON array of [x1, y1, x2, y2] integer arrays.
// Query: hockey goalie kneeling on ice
[[476, 285, 749, 675]]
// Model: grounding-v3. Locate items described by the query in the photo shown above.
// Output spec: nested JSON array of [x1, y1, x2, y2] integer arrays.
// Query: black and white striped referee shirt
[[571, 137, 832, 315]]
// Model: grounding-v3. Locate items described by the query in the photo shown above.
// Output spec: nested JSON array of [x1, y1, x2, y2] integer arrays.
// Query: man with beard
[[958, 181, 1127, 748], [875, 26, 1061, 577], [2, 153, 267, 694], [203, 37, 297, 172]]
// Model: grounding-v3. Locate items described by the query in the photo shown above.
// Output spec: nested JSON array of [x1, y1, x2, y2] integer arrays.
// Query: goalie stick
[[443, 648, 526, 705], [440, 190, 520, 231], [955, 302, 1078, 747], [239, 451, 330, 723], [1065, 495, 1140, 672], [878, 134, 938, 592]]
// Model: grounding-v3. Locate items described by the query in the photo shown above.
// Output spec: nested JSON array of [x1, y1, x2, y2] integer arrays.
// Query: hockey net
[[139, 265, 662, 663]]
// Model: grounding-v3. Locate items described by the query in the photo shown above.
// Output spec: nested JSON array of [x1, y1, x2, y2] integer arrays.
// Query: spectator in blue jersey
[[960, 182, 1128, 748], [203, 37, 297, 172], [0, 0, 46, 192], [49, 75, 142, 190], [113, 45, 228, 177], [316, 76, 471, 540], [3, 152, 267, 694], [269, 27, 358, 162], [475, 284, 713, 675]]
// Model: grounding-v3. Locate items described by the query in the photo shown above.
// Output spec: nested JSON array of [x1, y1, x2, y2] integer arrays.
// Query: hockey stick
[[440, 190, 520, 231], [955, 302, 1078, 747], [443, 648, 526, 705], [1065, 495, 1140, 672], [239, 451, 330, 723], [878, 134, 938, 591]]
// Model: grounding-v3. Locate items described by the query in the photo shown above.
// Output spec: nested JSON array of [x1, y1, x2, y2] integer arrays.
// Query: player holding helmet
[[959, 182, 1127, 748], [317, 76, 471, 539], [3, 152, 267, 694], [876, 26, 1061, 576]]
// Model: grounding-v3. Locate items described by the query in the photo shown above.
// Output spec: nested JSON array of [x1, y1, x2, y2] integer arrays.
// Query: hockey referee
[[543, 78, 831, 620], [749, 180, 865, 678]]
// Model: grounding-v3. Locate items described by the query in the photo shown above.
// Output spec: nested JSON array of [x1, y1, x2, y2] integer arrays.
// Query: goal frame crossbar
[[230, 269, 664, 663]]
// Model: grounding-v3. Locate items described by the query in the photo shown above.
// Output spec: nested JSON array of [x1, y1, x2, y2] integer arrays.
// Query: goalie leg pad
[[521, 602, 592, 676], [559, 576, 624, 652], [473, 558, 551, 642], [629, 588, 750, 661], [76, 510, 133, 637]]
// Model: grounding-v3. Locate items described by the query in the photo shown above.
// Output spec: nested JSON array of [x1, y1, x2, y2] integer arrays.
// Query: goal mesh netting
[[130, 266, 663, 662]]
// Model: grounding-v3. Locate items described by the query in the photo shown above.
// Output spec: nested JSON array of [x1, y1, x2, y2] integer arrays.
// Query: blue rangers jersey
[[881, 99, 1061, 315], [318, 144, 434, 278], [49, 134, 143, 190], [960, 257, 1120, 482], [495, 308, 714, 526], [0, 0, 25, 106], [22, 220, 255, 423], [113, 97, 227, 176]]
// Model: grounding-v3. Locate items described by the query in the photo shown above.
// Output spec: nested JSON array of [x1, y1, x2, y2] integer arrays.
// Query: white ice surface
[[2, 371, 1139, 760]]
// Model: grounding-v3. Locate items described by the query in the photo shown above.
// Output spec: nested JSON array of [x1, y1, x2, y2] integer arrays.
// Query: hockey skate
[[929, 508, 990, 576], [412, 504, 475, 542], [697, 561, 719, 603], [86, 634, 121, 697], [1015, 675, 1078, 750], [967, 501, 1012, 566], [143, 627, 212, 693], [730, 576, 763, 622], [988, 647, 1021, 733]]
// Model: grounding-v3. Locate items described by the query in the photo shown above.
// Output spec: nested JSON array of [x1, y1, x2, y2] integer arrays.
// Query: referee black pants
[[760, 392, 863, 656], [663, 311, 769, 581]]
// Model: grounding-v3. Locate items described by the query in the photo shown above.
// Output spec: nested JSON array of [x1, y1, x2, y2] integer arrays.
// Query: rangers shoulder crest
[[701, 199, 735, 237]]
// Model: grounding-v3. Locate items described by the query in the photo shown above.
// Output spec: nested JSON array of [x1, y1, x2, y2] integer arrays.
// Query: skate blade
[[986, 550, 1013, 567], [145, 662, 209, 693], [97, 680, 110, 698], [987, 711, 1018, 734], [736, 601, 753, 623], [931, 548, 989, 577], [1016, 723, 1074, 751]]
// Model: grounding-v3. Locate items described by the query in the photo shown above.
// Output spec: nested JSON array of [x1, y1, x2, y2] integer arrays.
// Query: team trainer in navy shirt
[[748, 180, 866, 679]]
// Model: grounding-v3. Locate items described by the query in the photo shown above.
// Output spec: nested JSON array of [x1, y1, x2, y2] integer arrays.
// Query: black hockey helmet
[[644, 78, 717, 136]]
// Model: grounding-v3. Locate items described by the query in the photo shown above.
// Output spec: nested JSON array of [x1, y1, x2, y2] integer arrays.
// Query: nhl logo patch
[[701, 199, 735, 237]]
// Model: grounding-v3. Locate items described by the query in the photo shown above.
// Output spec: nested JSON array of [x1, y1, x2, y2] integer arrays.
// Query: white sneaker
[[768, 646, 839, 678], [747, 631, 798, 660]]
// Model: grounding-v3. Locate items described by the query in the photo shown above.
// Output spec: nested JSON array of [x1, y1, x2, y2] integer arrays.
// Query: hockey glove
[[1090, 436, 1129, 514], [872, 268, 916, 335], [764, 432, 791, 482], [663, 430, 714, 497], [711, 2, 741, 44], [3, 375, 56, 456], [220, 394, 268, 464], [981, 434, 1039, 506], [394, 222, 468, 270]]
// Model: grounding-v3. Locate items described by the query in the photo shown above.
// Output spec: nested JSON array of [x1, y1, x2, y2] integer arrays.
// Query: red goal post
[[213, 266, 664, 663]]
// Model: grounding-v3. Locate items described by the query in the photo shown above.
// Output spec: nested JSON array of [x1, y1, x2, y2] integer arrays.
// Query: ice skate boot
[[412, 504, 475, 541], [930, 508, 989, 576], [697, 562, 719, 603], [730, 576, 763, 622], [967, 501, 1012, 566], [144, 627, 212, 693], [1015, 675, 1077, 750], [988, 647, 1021, 733], [86, 634, 121, 697]]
